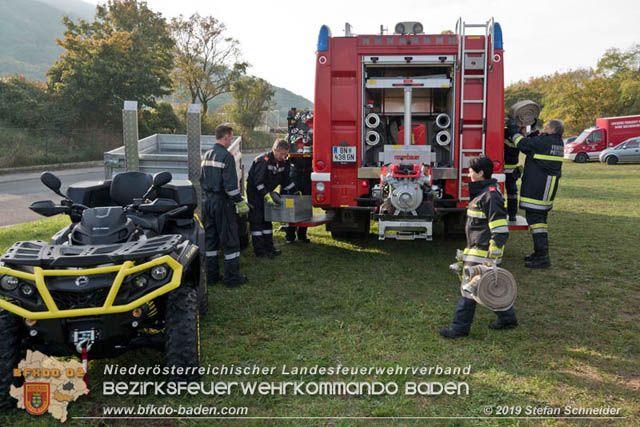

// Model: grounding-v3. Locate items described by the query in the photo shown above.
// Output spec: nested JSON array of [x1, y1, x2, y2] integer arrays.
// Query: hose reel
[[509, 100, 541, 128], [366, 130, 380, 146], [461, 263, 517, 311], [365, 113, 381, 129]]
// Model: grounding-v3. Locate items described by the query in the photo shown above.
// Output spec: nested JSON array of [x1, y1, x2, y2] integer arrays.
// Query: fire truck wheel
[[575, 152, 588, 163], [606, 155, 618, 165]]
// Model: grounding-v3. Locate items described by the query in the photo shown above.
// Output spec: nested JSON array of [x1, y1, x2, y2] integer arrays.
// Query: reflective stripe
[[463, 248, 488, 257], [520, 196, 553, 206], [491, 226, 509, 234], [284, 183, 295, 190], [489, 219, 508, 229], [549, 176, 557, 200], [251, 231, 263, 236], [256, 184, 265, 191], [504, 163, 519, 169], [205, 251, 218, 257], [520, 201, 552, 211], [529, 223, 548, 229], [466, 209, 486, 218], [262, 229, 273, 235], [532, 228, 548, 234], [224, 251, 240, 260], [542, 176, 552, 201], [226, 188, 240, 196], [533, 153, 563, 162], [513, 134, 523, 146], [201, 160, 226, 168], [462, 255, 488, 264], [278, 167, 285, 172], [504, 139, 516, 148]]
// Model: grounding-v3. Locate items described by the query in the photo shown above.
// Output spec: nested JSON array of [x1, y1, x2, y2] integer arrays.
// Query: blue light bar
[[317, 25, 331, 52], [494, 22, 503, 49]]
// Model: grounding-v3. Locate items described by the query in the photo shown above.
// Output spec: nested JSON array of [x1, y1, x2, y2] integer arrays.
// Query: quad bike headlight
[[0, 275, 19, 291], [134, 275, 149, 288], [20, 283, 35, 296], [151, 265, 168, 281]]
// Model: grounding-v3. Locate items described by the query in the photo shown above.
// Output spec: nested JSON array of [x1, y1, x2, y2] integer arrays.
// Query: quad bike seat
[[110, 172, 153, 206]]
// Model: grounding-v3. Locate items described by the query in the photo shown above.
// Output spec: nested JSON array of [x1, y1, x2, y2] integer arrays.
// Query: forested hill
[[0, 0, 94, 80]]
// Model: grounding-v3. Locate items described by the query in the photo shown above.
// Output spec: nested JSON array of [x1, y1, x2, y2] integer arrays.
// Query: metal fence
[[0, 128, 121, 168]]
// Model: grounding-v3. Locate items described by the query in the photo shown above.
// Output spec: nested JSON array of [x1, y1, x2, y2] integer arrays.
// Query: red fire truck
[[564, 115, 640, 163], [310, 18, 509, 240]]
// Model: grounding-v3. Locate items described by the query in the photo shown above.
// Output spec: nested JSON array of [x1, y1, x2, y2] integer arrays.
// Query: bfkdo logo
[[24, 383, 50, 416]]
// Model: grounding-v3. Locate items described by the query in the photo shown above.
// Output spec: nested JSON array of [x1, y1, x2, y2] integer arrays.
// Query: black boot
[[285, 227, 296, 244], [525, 255, 551, 268], [206, 254, 221, 286], [490, 307, 518, 330], [252, 231, 267, 257], [441, 297, 476, 339], [297, 227, 310, 243], [223, 257, 247, 288], [523, 252, 537, 262]]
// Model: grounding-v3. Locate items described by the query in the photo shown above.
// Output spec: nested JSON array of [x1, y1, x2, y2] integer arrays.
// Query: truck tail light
[[360, 180, 368, 188], [315, 160, 326, 171], [316, 193, 326, 203], [315, 182, 325, 192]]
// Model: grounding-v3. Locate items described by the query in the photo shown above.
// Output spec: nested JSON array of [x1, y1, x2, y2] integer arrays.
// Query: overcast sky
[[84, 0, 639, 101]]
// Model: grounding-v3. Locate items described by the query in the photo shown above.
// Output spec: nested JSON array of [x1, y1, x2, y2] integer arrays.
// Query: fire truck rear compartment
[[362, 63, 455, 168]]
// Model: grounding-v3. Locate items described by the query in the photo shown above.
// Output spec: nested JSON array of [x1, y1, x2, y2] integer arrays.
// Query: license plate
[[332, 146, 356, 163]]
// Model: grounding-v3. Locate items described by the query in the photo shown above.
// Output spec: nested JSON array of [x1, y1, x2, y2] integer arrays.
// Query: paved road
[[0, 152, 260, 228]]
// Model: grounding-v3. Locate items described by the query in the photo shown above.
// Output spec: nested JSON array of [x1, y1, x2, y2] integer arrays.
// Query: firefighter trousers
[[505, 171, 520, 220], [525, 209, 549, 256], [202, 196, 242, 284], [247, 190, 275, 256], [285, 225, 307, 241], [449, 261, 517, 334]]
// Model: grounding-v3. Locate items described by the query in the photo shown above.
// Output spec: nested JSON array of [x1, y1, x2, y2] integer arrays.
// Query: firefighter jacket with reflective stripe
[[200, 143, 243, 202], [513, 132, 563, 211], [504, 134, 520, 172], [464, 179, 509, 263], [247, 151, 295, 196]]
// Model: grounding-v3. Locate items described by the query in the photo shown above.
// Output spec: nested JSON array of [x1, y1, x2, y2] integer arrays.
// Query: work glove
[[505, 119, 519, 142], [488, 239, 504, 260], [293, 190, 302, 196], [264, 192, 280, 207], [235, 198, 249, 214]]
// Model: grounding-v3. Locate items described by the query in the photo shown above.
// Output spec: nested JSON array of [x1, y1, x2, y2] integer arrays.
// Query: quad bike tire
[[165, 287, 201, 382], [0, 309, 21, 410], [197, 257, 209, 317]]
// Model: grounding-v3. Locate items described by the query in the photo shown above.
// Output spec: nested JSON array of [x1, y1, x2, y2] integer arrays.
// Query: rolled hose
[[509, 100, 541, 128], [435, 113, 451, 129], [366, 129, 380, 146], [365, 113, 381, 129], [435, 130, 451, 146], [462, 263, 517, 311]]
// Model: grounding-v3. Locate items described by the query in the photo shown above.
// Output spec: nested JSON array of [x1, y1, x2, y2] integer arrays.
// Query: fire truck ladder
[[455, 17, 495, 201]]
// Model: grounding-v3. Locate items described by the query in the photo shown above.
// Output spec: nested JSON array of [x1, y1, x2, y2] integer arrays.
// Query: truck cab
[[564, 127, 606, 163]]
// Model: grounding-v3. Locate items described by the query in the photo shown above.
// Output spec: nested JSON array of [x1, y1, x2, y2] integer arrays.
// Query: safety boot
[[489, 307, 518, 330], [525, 255, 550, 269], [224, 275, 248, 288], [439, 328, 469, 339], [523, 252, 537, 262]]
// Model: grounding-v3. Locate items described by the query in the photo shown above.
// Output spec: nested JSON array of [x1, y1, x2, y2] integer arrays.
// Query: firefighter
[[247, 138, 296, 258], [507, 119, 564, 269], [504, 121, 525, 222], [200, 124, 249, 288], [440, 156, 517, 339], [285, 155, 312, 244]]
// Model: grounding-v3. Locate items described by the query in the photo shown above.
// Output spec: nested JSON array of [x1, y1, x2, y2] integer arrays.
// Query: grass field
[[0, 161, 639, 426]]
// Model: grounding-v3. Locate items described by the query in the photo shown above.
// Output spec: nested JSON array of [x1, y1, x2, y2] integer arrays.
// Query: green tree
[[171, 13, 247, 115], [229, 76, 274, 132], [47, 0, 175, 126]]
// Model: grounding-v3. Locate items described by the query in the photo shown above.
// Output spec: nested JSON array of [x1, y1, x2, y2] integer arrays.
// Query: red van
[[564, 115, 640, 163]]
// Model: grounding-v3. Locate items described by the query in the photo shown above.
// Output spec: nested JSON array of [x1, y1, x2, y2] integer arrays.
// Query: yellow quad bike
[[0, 171, 207, 408]]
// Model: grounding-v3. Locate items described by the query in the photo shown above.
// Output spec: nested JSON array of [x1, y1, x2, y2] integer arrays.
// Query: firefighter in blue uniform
[[247, 138, 296, 258], [200, 124, 249, 288], [504, 122, 524, 222], [440, 156, 517, 338], [507, 119, 564, 268]]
